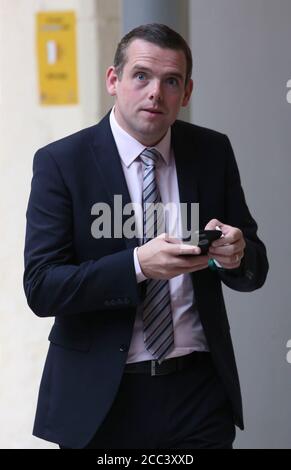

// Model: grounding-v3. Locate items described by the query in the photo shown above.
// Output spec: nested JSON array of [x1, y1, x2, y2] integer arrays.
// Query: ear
[[106, 66, 119, 96], [181, 79, 194, 107]]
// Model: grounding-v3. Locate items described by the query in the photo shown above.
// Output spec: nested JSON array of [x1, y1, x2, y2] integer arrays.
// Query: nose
[[149, 79, 162, 101]]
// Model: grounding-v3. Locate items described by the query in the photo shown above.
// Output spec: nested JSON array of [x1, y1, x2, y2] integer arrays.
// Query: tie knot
[[140, 148, 161, 167]]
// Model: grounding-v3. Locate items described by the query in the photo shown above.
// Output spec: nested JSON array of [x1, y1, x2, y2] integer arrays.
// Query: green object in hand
[[208, 258, 218, 271]]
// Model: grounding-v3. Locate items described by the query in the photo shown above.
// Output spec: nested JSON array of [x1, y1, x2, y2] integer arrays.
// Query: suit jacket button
[[246, 270, 254, 280], [120, 344, 129, 352]]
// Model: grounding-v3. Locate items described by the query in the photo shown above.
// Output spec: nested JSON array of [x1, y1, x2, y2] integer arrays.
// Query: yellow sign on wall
[[36, 11, 78, 105]]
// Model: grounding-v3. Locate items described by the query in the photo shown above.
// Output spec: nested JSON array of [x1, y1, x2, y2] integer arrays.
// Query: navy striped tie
[[140, 148, 174, 364]]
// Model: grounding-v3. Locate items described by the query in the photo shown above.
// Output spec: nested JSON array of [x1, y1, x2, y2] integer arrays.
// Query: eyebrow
[[131, 65, 184, 81]]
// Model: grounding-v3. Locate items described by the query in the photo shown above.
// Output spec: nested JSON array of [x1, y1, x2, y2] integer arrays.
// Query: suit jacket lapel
[[90, 113, 139, 250], [171, 121, 199, 240]]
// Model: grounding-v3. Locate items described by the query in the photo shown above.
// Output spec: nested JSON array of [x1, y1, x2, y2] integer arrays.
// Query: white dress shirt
[[109, 108, 209, 363]]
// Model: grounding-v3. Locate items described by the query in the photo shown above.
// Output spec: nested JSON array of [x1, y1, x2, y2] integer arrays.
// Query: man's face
[[106, 39, 193, 146]]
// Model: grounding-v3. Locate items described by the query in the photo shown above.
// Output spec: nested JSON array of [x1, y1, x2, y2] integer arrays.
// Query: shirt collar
[[109, 107, 171, 168]]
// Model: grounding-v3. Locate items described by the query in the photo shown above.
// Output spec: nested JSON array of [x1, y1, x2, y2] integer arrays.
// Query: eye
[[135, 72, 146, 81], [166, 77, 179, 87]]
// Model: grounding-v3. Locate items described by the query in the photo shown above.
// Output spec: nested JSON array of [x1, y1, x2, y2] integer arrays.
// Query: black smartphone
[[196, 229, 222, 254], [180, 229, 222, 255]]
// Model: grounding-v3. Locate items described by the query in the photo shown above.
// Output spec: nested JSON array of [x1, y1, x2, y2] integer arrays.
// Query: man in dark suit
[[23, 24, 268, 449]]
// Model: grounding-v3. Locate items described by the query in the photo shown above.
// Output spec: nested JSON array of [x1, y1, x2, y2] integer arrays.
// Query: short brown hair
[[113, 23, 193, 85]]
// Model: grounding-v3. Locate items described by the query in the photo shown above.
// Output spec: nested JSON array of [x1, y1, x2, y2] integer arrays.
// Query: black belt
[[124, 351, 209, 377]]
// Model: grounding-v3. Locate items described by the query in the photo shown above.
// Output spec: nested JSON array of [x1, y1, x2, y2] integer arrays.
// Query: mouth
[[141, 109, 164, 116]]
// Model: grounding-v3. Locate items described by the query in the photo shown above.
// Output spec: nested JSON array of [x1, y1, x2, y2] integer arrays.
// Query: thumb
[[204, 218, 223, 230]]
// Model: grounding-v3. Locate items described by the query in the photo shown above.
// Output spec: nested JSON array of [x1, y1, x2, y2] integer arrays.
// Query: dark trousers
[[61, 352, 235, 449]]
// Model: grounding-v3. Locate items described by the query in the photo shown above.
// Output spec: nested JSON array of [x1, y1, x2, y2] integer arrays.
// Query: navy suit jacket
[[24, 113, 268, 448]]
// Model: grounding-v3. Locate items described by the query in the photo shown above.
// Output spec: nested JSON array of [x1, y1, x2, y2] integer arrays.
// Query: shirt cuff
[[133, 247, 147, 283]]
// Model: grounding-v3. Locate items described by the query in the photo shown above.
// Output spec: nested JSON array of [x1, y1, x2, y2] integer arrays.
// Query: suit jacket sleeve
[[23, 149, 141, 318], [217, 135, 269, 292]]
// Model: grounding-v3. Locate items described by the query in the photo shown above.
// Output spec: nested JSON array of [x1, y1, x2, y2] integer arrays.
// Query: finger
[[208, 244, 242, 256], [159, 233, 200, 250], [208, 253, 242, 268], [211, 231, 243, 248], [177, 244, 202, 256], [212, 227, 245, 248], [178, 255, 209, 268], [204, 218, 223, 230], [163, 243, 200, 257], [164, 240, 202, 256]]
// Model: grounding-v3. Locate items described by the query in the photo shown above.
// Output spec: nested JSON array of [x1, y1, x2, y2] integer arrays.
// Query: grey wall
[[189, 0, 291, 449], [122, 0, 188, 35]]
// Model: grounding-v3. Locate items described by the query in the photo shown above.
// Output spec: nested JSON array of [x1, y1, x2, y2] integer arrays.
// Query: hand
[[137, 233, 209, 280], [205, 219, 246, 269]]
